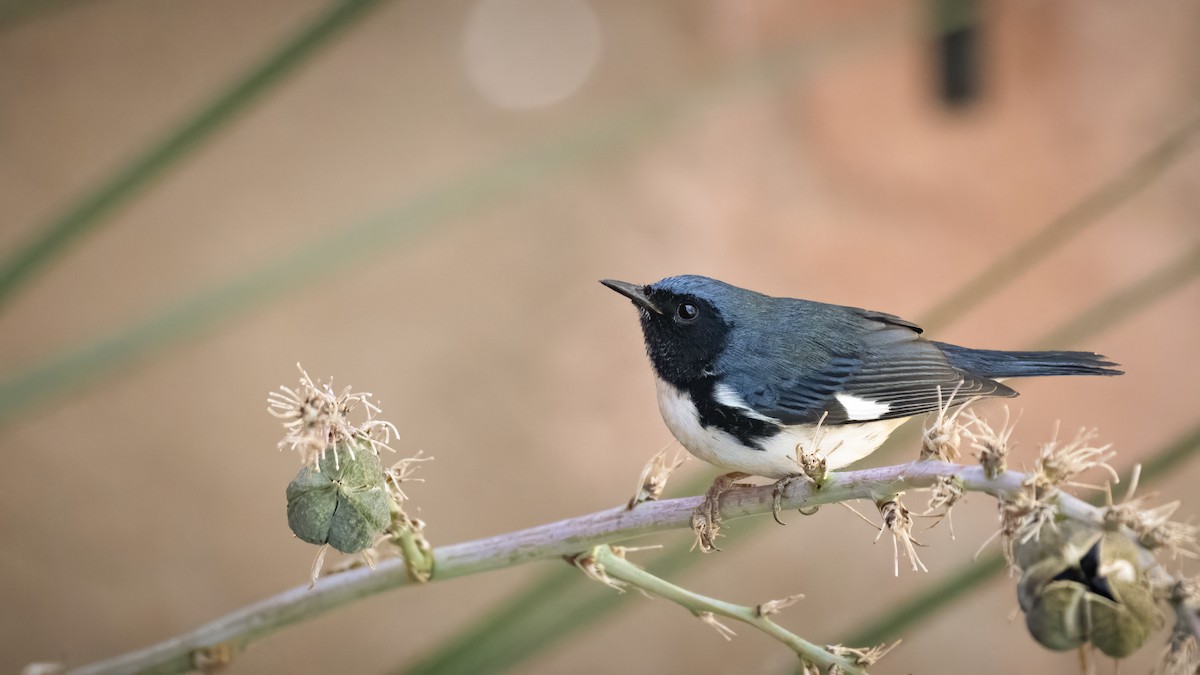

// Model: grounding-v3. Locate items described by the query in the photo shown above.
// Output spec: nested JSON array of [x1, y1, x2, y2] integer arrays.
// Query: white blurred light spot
[[464, 0, 602, 110]]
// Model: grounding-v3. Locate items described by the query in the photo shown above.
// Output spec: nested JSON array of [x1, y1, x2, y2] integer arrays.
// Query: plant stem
[[592, 545, 867, 674], [68, 461, 1098, 674]]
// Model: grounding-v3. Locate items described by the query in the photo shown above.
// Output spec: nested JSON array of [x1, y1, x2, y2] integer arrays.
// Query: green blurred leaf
[[0, 0, 389, 307]]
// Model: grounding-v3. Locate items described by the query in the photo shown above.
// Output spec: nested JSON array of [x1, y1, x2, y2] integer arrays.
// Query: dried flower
[[994, 424, 1117, 567], [963, 407, 1015, 479], [921, 381, 977, 462], [1105, 466, 1198, 561], [628, 447, 687, 509], [1034, 424, 1117, 490], [191, 643, 238, 673], [268, 363, 397, 470], [697, 611, 737, 640], [793, 412, 831, 488], [568, 550, 625, 592], [875, 496, 927, 575], [1156, 630, 1199, 675], [922, 475, 965, 539], [383, 451, 432, 503], [756, 593, 805, 617], [825, 640, 900, 670]]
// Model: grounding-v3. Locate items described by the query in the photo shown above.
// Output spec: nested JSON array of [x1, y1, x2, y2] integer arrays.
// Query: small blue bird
[[602, 275, 1121, 549]]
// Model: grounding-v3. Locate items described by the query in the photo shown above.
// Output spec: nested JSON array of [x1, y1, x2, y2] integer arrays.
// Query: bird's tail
[[934, 342, 1123, 379]]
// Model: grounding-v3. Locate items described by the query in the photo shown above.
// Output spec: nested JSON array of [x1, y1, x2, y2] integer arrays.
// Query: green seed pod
[[1024, 577, 1089, 651], [1087, 532, 1161, 658], [1015, 521, 1161, 658], [286, 442, 390, 553]]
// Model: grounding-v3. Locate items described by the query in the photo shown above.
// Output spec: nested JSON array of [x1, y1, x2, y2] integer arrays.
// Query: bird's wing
[[727, 312, 1014, 425]]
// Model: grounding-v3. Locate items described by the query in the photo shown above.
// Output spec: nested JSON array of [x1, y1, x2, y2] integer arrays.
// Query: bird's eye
[[676, 303, 698, 321]]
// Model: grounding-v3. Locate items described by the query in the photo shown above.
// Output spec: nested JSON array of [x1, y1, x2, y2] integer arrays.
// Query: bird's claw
[[770, 472, 822, 525], [692, 472, 750, 552]]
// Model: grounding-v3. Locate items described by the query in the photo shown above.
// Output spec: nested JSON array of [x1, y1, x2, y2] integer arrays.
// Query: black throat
[[635, 289, 781, 450]]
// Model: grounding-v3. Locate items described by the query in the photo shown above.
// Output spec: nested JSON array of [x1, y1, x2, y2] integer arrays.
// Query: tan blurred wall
[[1, 1, 1198, 673]]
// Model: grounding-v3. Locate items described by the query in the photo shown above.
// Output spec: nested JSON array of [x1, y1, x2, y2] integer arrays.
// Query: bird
[[601, 275, 1122, 550]]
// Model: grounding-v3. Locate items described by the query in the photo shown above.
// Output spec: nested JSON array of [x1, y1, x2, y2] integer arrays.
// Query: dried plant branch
[[69, 459, 1107, 674], [587, 546, 869, 674]]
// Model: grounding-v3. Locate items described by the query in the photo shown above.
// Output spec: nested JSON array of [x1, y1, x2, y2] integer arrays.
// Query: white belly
[[655, 378, 906, 479]]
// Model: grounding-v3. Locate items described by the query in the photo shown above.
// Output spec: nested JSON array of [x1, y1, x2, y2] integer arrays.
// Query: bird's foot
[[770, 474, 821, 524], [774, 443, 829, 525], [692, 472, 751, 552]]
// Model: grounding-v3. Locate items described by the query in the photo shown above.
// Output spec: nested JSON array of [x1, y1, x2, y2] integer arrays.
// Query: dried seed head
[[268, 363, 398, 469], [756, 593, 805, 617], [921, 382, 978, 462], [875, 496, 928, 575], [826, 640, 901, 668], [628, 447, 688, 509], [1156, 631, 1199, 675], [1033, 425, 1117, 490], [1105, 476, 1199, 561], [384, 451, 432, 503], [922, 475, 965, 539], [697, 611, 737, 640], [792, 412, 831, 488], [191, 643, 239, 673], [963, 408, 1015, 479], [997, 482, 1062, 567], [994, 424, 1119, 568], [569, 550, 626, 592]]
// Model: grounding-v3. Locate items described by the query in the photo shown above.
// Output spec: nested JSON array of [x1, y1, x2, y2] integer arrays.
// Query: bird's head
[[601, 275, 757, 386]]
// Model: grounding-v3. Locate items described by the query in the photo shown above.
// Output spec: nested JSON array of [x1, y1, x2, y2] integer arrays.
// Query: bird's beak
[[600, 279, 662, 315]]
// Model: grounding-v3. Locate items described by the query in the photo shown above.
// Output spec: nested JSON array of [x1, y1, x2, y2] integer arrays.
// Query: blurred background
[[1, 0, 1198, 673]]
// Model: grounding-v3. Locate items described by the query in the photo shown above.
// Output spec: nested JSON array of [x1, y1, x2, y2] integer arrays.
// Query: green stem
[[0, 0, 388, 307], [592, 546, 868, 675]]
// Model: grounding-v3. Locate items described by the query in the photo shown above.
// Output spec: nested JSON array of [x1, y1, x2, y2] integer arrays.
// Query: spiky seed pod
[[1016, 520, 1161, 658], [286, 441, 390, 553]]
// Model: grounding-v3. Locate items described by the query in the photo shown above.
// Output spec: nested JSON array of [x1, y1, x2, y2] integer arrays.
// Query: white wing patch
[[835, 393, 891, 421], [656, 377, 904, 478], [713, 383, 781, 422]]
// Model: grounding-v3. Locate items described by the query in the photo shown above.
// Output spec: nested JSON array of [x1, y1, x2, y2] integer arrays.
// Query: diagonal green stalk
[[1034, 241, 1200, 349], [0, 0, 389, 308], [917, 112, 1200, 333], [0, 3, 913, 429], [842, 420, 1200, 647], [0, 0, 91, 31], [402, 135, 1200, 672], [591, 545, 869, 674]]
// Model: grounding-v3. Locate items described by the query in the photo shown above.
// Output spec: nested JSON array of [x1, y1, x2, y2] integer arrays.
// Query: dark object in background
[[934, 0, 982, 106]]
